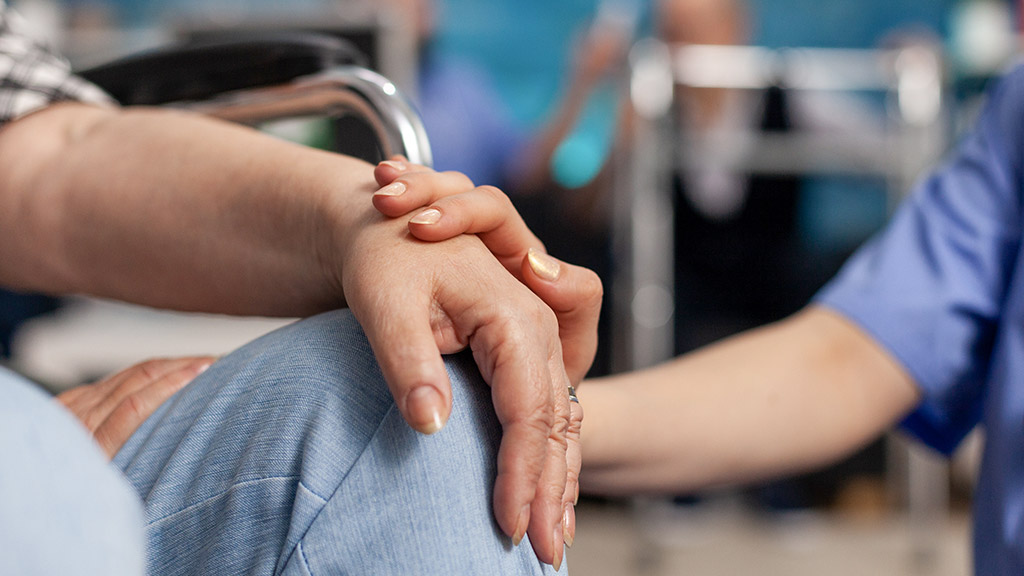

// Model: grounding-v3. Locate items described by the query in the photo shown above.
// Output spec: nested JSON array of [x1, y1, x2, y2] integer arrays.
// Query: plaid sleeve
[[0, 1, 114, 127]]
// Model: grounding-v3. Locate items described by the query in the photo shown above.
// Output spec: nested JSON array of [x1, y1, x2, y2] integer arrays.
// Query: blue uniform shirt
[[817, 65, 1024, 574]]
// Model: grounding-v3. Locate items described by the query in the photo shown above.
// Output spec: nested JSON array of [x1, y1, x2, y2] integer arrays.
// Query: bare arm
[[580, 306, 921, 495], [0, 103, 358, 315], [0, 103, 575, 566], [368, 166, 921, 503]]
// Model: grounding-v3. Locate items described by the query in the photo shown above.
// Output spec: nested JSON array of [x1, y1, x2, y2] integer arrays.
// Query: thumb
[[521, 249, 603, 384]]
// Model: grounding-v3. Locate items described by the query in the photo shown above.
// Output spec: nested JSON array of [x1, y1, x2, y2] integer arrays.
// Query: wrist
[[312, 154, 392, 307]]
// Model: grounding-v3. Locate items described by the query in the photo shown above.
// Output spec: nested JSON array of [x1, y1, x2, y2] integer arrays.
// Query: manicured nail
[[553, 524, 564, 571], [512, 505, 530, 546], [563, 504, 576, 548], [410, 208, 442, 225], [374, 181, 406, 197], [574, 483, 580, 505], [527, 248, 561, 282], [194, 361, 213, 375], [405, 386, 445, 434], [379, 160, 408, 171]]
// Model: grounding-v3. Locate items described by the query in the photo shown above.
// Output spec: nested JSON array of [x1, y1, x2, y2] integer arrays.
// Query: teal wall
[[435, 0, 960, 123]]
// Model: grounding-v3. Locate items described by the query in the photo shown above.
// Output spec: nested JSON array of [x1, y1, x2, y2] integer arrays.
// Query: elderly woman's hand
[[370, 158, 603, 554], [333, 174, 596, 568], [372, 159, 603, 386], [56, 356, 214, 459]]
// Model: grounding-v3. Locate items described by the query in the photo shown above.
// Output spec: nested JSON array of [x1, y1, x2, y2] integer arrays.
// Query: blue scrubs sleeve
[[815, 67, 1024, 454]]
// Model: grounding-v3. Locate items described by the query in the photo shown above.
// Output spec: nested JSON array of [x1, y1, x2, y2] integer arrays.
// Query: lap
[[115, 309, 560, 575], [0, 368, 144, 576]]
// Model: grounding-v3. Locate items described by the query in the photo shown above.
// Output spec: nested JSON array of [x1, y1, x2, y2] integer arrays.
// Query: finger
[[373, 155, 427, 187], [372, 169, 475, 218], [522, 250, 604, 384], [563, 397, 583, 549], [93, 360, 211, 458], [471, 300, 563, 565], [82, 357, 211, 433], [526, 354, 571, 571], [353, 294, 454, 435], [403, 187, 545, 279], [55, 384, 92, 408]]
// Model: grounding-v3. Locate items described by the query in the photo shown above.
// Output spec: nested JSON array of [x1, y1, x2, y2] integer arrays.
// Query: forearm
[[510, 70, 604, 193], [580, 306, 921, 495], [0, 103, 371, 315]]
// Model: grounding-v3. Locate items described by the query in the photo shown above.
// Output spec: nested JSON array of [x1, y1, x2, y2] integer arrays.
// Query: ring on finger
[[568, 385, 579, 404]]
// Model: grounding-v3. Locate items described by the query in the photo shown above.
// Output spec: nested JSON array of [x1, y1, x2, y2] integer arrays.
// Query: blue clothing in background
[[418, 52, 526, 186], [817, 64, 1024, 574]]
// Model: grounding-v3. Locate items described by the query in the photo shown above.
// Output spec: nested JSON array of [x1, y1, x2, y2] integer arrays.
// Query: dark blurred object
[[0, 291, 60, 358], [673, 85, 816, 353], [80, 33, 363, 106]]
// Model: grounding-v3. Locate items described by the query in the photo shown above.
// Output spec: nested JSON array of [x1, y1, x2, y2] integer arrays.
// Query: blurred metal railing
[[613, 40, 948, 574], [187, 66, 433, 166]]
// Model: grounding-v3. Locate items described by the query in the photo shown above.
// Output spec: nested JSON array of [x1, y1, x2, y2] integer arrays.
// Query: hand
[[371, 160, 602, 551], [337, 183, 582, 568], [373, 159, 603, 385], [56, 356, 214, 459], [573, 20, 631, 85]]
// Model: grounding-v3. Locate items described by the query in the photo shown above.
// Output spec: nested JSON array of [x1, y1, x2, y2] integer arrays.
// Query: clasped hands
[[347, 158, 602, 569], [59, 157, 601, 570]]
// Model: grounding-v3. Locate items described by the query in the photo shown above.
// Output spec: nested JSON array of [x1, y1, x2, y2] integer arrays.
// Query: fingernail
[[374, 181, 406, 197], [574, 483, 580, 506], [379, 159, 408, 171], [194, 361, 213, 375], [527, 248, 561, 282], [553, 524, 565, 571], [410, 208, 442, 225], [512, 505, 529, 546], [405, 386, 445, 434], [563, 504, 576, 548]]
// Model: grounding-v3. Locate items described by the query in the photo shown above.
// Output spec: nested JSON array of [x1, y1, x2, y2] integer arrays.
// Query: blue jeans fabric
[[113, 309, 562, 575], [0, 369, 145, 576]]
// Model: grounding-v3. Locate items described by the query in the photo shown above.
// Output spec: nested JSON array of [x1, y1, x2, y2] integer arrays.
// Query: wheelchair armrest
[[78, 33, 364, 106]]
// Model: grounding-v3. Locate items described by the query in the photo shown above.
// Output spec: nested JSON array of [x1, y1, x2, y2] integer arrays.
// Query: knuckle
[[477, 185, 511, 207], [511, 401, 555, 436], [550, 410, 570, 438], [119, 394, 148, 424], [442, 170, 474, 190], [580, 269, 604, 306], [136, 359, 165, 382], [527, 296, 559, 328], [567, 415, 583, 438]]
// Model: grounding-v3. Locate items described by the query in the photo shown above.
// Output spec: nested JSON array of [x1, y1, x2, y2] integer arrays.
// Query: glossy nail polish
[[527, 248, 561, 281], [374, 181, 406, 197], [410, 208, 442, 225]]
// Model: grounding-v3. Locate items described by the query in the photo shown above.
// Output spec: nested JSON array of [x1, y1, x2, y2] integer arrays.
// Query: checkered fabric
[[0, 1, 113, 127]]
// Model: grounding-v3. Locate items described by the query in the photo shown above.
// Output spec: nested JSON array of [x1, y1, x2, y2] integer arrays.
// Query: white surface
[[11, 297, 295, 389]]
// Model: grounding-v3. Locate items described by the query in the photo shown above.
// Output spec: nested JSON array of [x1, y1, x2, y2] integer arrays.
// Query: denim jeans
[[2, 309, 563, 575]]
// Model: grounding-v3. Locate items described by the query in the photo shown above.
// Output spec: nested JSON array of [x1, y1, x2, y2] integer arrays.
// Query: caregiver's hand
[[372, 159, 603, 386], [337, 192, 577, 568], [371, 159, 602, 549], [56, 356, 214, 459]]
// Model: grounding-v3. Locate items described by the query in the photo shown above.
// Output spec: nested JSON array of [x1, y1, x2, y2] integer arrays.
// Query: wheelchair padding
[[79, 33, 365, 106]]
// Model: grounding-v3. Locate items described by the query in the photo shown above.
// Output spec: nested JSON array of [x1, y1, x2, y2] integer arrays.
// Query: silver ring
[[568, 385, 579, 404]]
